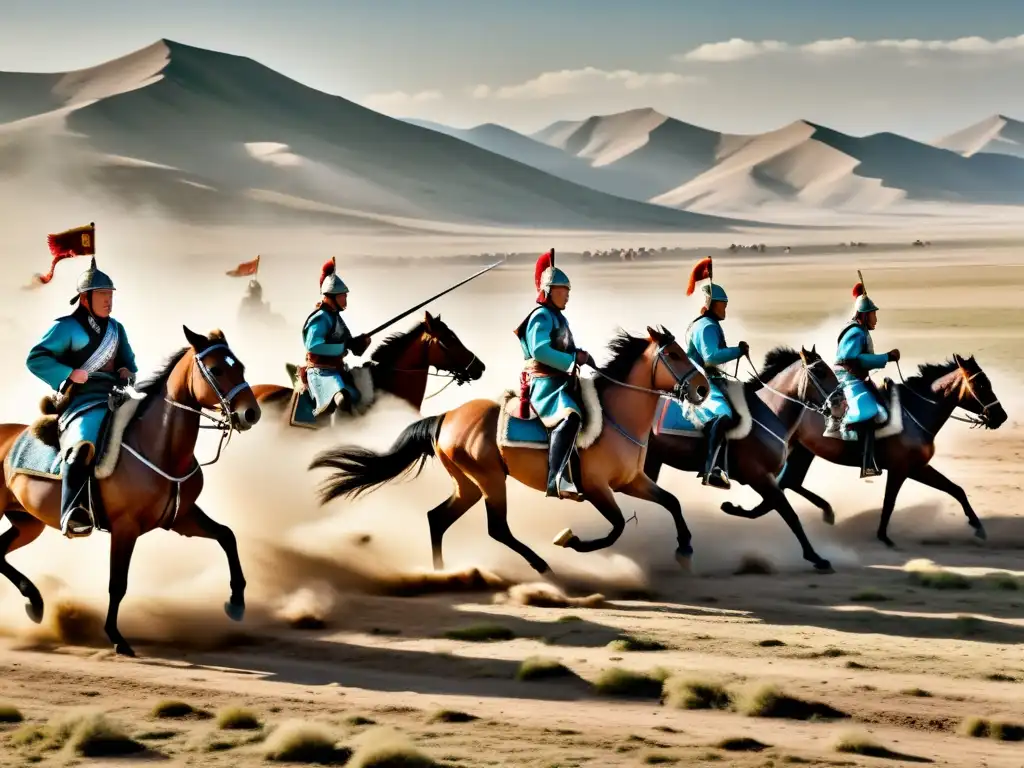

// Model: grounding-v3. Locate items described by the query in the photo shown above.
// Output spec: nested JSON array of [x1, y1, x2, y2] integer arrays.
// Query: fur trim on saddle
[[30, 415, 59, 447], [26, 397, 141, 479], [350, 364, 375, 416], [722, 379, 753, 441], [497, 374, 603, 450]]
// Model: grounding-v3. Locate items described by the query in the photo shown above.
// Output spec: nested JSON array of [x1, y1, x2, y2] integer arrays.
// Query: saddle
[[285, 362, 376, 429], [496, 374, 603, 451], [826, 377, 903, 441]]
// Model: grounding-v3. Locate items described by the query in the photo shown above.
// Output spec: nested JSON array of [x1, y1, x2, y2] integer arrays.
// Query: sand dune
[[935, 114, 1024, 159], [0, 40, 748, 234]]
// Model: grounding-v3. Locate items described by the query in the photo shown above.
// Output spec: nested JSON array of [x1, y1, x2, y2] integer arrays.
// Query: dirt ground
[[0, 243, 1021, 767]]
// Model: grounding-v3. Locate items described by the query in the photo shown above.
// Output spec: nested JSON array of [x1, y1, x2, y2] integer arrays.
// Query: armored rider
[[684, 257, 749, 490], [834, 277, 900, 478], [514, 250, 593, 500], [26, 257, 138, 538], [301, 258, 372, 417]]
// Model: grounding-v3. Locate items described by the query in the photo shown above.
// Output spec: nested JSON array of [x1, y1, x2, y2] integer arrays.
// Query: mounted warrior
[[684, 257, 749, 489], [26, 246, 138, 539], [299, 258, 373, 418], [513, 250, 594, 500], [833, 274, 900, 478]]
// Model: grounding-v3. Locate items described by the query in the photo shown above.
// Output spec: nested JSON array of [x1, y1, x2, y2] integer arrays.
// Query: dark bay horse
[[251, 312, 484, 424], [0, 327, 261, 657], [644, 346, 842, 573], [310, 327, 710, 573], [776, 354, 1007, 547]]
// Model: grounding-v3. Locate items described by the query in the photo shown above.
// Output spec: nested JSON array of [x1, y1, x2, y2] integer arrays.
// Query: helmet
[[534, 250, 570, 303], [319, 257, 349, 296], [852, 282, 878, 313], [70, 257, 115, 305], [686, 257, 727, 306]]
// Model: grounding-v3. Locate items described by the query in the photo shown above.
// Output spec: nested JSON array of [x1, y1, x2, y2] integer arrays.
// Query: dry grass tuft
[[263, 720, 351, 764], [516, 656, 576, 682], [216, 705, 261, 730], [593, 667, 670, 699], [739, 685, 847, 721], [152, 699, 211, 720], [443, 623, 515, 642], [346, 726, 438, 767], [662, 678, 731, 710]]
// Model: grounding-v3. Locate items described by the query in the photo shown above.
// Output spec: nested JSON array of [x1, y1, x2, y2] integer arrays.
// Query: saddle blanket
[[652, 380, 753, 441], [286, 363, 376, 429], [496, 375, 602, 451], [826, 385, 903, 442], [7, 430, 63, 479]]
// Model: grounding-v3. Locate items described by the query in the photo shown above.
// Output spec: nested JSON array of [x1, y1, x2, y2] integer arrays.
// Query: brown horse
[[310, 327, 710, 573], [644, 346, 843, 573], [0, 327, 261, 657], [251, 312, 485, 425], [775, 354, 1008, 547]]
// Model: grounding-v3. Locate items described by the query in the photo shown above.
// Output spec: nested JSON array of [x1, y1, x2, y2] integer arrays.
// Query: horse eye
[[209, 366, 223, 377]]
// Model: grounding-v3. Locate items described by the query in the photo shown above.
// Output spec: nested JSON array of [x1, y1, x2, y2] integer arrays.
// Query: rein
[[736, 354, 840, 416], [383, 333, 478, 400], [894, 360, 997, 429]]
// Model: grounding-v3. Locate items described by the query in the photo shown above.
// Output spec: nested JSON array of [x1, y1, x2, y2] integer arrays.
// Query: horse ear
[[811, 344, 817, 355], [183, 325, 207, 351], [953, 353, 965, 367], [423, 311, 434, 329], [646, 325, 659, 342], [799, 347, 808, 363]]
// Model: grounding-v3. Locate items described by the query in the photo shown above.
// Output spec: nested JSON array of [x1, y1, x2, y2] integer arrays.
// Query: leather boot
[[703, 416, 731, 490], [546, 413, 583, 500], [60, 445, 94, 538], [858, 424, 881, 478]]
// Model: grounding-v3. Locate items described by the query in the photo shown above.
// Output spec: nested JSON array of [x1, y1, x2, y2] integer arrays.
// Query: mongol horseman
[[514, 250, 593, 500], [834, 275, 900, 478], [300, 258, 372, 417], [26, 255, 138, 538], [684, 257, 749, 489]]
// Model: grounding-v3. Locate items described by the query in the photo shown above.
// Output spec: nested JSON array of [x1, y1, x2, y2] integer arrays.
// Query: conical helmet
[[71, 257, 115, 305], [686, 257, 727, 305], [534, 249, 570, 303], [319, 258, 349, 296], [852, 281, 878, 313]]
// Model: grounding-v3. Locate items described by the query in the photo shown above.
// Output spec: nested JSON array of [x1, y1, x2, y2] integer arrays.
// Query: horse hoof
[[224, 601, 245, 622], [24, 601, 43, 625], [822, 509, 836, 526], [553, 528, 575, 547], [114, 642, 136, 658], [878, 536, 897, 549], [532, 561, 551, 575], [813, 560, 835, 574], [972, 524, 988, 541], [675, 551, 693, 574]]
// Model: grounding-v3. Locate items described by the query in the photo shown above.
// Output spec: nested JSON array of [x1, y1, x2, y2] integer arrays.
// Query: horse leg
[[554, 487, 626, 554], [877, 471, 908, 548], [642, 450, 663, 483], [0, 512, 46, 623], [721, 497, 773, 519], [482, 486, 549, 574], [618, 474, 693, 570], [427, 459, 482, 571], [751, 478, 833, 573], [106, 526, 140, 656], [171, 504, 247, 621], [777, 445, 834, 525], [906, 464, 985, 541]]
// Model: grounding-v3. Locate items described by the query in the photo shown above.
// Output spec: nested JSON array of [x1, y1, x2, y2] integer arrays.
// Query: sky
[[2, 0, 1022, 138]]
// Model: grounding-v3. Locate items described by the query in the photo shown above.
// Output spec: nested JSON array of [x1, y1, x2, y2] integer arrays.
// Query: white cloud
[[474, 66, 700, 100], [678, 34, 1024, 62], [362, 89, 443, 114]]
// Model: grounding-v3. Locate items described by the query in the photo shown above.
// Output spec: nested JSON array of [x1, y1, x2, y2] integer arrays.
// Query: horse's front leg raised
[[172, 504, 247, 621], [907, 464, 986, 541], [106, 525, 140, 656], [553, 486, 626, 555], [618, 473, 693, 571]]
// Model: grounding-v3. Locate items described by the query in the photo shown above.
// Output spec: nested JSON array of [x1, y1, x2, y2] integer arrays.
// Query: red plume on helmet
[[852, 282, 866, 298], [320, 257, 336, 288], [534, 249, 554, 303], [686, 257, 713, 296]]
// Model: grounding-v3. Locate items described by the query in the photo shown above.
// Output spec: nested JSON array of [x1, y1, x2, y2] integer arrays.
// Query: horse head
[[953, 354, 1006, 429], [798, 344, 845, 420], [646, 325, 709, 405], [182, 326, 261, 432], [422, 311, 485, 384]]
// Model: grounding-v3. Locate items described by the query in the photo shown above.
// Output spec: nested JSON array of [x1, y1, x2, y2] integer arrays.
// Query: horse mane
[[902, 359, 960, 397], [746, 346, 801, 392], [135, 347, 191, 418], [370, 321, 427, 367], [595, 331, 651, 395]]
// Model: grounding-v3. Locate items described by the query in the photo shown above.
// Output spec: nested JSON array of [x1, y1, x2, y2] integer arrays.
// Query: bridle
[[743, 355, 842, 418], [895, 359, 1000, 430], [387, 330, 479, 400]]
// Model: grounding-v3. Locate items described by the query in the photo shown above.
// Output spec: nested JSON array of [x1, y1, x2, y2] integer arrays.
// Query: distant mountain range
[[411, 109, 1024, 215], [0, 41, 744, 234]]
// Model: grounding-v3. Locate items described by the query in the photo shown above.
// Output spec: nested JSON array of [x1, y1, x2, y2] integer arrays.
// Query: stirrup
[[61, 507, 94, 539], [556, 475, 584, 501], [703, 467, 731, 490]]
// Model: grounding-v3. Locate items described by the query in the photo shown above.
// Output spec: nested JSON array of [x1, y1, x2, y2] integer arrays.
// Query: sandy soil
[[0, 244, 1021, 766]]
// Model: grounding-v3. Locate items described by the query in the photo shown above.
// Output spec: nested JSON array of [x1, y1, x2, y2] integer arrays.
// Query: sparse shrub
[[716, 736, 769, 752], [739, 685, 847, 720], [608, 635, 668, 652], [593, 667, 668, 699], [152, 699, 211, 720], [347, 726, 438, 768], [0, 703, 23, 723], [428, 709, 477, 724], [263, 720, 351, 764], [443, 624, 514, 642], [757, 639, 786, 647], [516, 656, 575, 682], [662, 678, 731, 710], [216, 706, 261, 730]]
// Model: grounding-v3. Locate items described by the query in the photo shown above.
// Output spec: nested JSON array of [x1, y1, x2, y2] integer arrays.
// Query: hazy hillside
[[934, 114, 1024, 160], [0, 41, 748, 234]]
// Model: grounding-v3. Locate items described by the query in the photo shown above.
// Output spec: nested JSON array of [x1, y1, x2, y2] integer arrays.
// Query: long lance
[[365, 259, 504, 338]]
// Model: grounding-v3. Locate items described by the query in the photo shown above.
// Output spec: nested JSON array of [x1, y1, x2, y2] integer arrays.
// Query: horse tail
[[309, 415, 444, 505]]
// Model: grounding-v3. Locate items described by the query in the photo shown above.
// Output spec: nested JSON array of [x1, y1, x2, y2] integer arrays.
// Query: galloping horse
[[0, 327, 261, 657], [251, 312, 485, 425], [644, 346, 843, 573], [776, 354, 1007, 547], [310, 327, 710, 573]]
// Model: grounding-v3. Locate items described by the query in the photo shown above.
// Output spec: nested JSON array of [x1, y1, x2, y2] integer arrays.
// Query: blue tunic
[[834, 323, 889, 426], [685, 315, 743, 424], [26, 313, 137, 458], [518, 306, 580, 427], [302, 307, 361, 415]]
